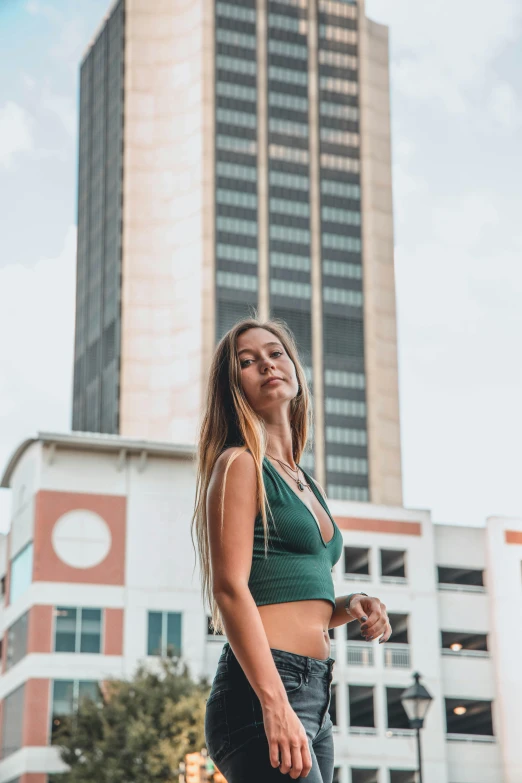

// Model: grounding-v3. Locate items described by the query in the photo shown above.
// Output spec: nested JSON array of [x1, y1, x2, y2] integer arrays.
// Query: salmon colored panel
[[104, 608, 124, 655], [505, 530, 522, 545], [28, 605, 54, 654], [23, 679, 50, 746], [33, 490, 126, 586], [335, 517, 422, 536], [21, 775, 49, 783]]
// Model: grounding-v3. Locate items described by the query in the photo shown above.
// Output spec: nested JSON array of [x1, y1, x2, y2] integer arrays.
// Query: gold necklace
[[266, 453, 311, 492]]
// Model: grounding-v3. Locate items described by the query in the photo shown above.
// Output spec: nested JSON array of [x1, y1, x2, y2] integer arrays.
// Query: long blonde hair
[[191, 314, 313, 635]]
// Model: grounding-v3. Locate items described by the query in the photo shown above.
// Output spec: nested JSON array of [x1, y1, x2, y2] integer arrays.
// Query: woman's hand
[[349, 594, 392, 643], [262, 699, 312, 778]]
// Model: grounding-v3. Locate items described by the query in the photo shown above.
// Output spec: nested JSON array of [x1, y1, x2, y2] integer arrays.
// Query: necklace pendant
[[297, 480, 305, 491]]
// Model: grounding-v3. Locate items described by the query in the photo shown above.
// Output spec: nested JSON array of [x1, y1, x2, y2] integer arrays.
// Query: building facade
[[1, 433, 522, 783], [71, 0, 402, 507]]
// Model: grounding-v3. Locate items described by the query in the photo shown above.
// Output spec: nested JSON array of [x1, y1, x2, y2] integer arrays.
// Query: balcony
[[347, 641, 374, 667], [383, 643, 411, 669]]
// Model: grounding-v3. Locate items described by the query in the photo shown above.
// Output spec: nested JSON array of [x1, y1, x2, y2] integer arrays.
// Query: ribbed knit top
[[247, 457, 343, 610]]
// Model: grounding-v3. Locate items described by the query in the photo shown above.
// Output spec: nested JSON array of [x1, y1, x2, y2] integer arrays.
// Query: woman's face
[[235, 327, 299, 414]]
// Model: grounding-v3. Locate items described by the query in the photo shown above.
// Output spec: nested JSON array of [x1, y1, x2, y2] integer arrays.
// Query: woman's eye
[[240, 351, 282, 368]]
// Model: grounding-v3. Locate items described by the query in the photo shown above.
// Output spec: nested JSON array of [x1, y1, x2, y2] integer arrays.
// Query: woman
[[192, 316, 392, 781]]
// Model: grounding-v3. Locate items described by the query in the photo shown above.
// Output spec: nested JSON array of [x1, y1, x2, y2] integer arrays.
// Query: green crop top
[[247, 457, 343, 610]]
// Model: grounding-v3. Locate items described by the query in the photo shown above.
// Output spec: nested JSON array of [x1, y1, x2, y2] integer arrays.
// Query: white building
[[0, 431, 521, 783]]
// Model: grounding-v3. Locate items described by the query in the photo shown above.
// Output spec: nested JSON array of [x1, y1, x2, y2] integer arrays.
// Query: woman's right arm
[[207, 448, 312, 777]]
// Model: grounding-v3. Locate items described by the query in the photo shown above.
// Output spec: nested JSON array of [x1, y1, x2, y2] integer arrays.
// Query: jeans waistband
[[222, 641, 335, 676]]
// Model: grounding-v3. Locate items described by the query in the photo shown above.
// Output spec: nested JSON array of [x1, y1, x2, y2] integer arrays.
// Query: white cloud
[[0, 227, 77, 532], [0, 102, 34, 168], [367, 0, 522, 115], [489, 82, 522, 130]]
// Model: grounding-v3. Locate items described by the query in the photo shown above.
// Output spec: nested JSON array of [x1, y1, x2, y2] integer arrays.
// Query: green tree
[[49, 653, 212, 783]]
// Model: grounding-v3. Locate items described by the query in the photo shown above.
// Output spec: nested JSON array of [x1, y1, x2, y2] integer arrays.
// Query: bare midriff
[[257, 599, 333, 661]]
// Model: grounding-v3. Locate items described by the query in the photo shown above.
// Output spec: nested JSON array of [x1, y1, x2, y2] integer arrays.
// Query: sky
[[0, 0, 521, 533]]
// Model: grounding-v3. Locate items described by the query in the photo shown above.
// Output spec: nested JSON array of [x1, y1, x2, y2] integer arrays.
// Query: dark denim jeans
[[204, 642, 335, 782]]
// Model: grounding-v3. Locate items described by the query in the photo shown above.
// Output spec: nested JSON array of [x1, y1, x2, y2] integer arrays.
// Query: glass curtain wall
[[72, 0, 124, 434], [318, 0, 368, 500], [267, 0, 314, 471], [215, 0, 260, 337]]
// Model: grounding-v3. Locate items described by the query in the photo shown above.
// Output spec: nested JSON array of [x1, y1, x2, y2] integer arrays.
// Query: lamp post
[[400, 672, 433, 783]]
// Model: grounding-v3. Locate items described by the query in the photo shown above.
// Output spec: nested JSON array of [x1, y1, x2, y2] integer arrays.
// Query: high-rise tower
[[72, 0, 402, 505]]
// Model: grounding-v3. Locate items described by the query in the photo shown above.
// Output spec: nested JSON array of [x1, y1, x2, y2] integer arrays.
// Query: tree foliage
[[49, 654, 212, 783]]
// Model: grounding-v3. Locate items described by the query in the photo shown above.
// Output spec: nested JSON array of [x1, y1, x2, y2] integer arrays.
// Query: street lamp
[[400, 672, 433, 783]]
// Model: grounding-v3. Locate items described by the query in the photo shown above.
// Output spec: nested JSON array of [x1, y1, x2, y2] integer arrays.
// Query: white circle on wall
[[52, 509, 112, 569]]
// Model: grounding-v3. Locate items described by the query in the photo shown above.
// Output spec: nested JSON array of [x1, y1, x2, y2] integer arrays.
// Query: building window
[[54, 607, 102, 654], [323, 260, 362, 279], [386, 614, 409, 645], [351, 770, 378, 783], [437, 566, 484, 589], [270, 279, 311, 299], [216, 216, 258, 237], [269, 144, 309, 164], [389, 772, 417, 783], [10, 542, 33, 604], [344, 546, 370, 576], [216, 2, 256, 23], [217, 270, 258, 292], [216, 28, 256, 49], [217, 244, 257, 264], [207, 615, 225, 636], [216, 81, 257, 103], [386, 687, 411, 731], [319, 48, 357, 69], [326, 426, 367, 446], [322, 206, 361, 225], [441, 631, 488, 655], [381, 550, 407, 581], [323, 287, 363, 307], [217, 54, 257, 76], [270, 224, 310, 244], [270, 197, 310, 217], [329, 485, 369, 501], [349, 685, 375, 729], [51, 680, 100, 743], [330, 683, 337, 726], [216, 108, 257, 129], [320, 101, 359, 121], [1, 684, 24, 758], [325, 369, 365, 389], [6, 611, 29, 670], [270, 252, 310, 272], [326, 455, 368, 475], [445, 698, 494, 737], [217, 189, 257, 209], [147, 611, 182, 657], [269, 65, 308, 85], [269, 170, 309, 190], [321, 154, 360, 174], [217, 135, 257, 154], [332, 768, 341, 783], [321, 180, 360, 201], [268, 39, 308, 60], [322, 233, 361, 252]]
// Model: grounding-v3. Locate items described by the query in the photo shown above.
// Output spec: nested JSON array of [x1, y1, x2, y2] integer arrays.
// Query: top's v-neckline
[[263, 457, 337, 547]]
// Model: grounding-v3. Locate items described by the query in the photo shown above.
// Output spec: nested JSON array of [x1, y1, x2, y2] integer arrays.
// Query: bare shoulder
[[212, 446, 257, 486], [207, 447, 258, 596]]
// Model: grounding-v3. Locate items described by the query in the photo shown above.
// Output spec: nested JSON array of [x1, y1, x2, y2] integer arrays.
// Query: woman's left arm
[[328, 593, 393, 643]]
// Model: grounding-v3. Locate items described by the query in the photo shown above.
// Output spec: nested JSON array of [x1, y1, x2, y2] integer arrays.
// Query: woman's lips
[[263, 378, 283, 386]]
